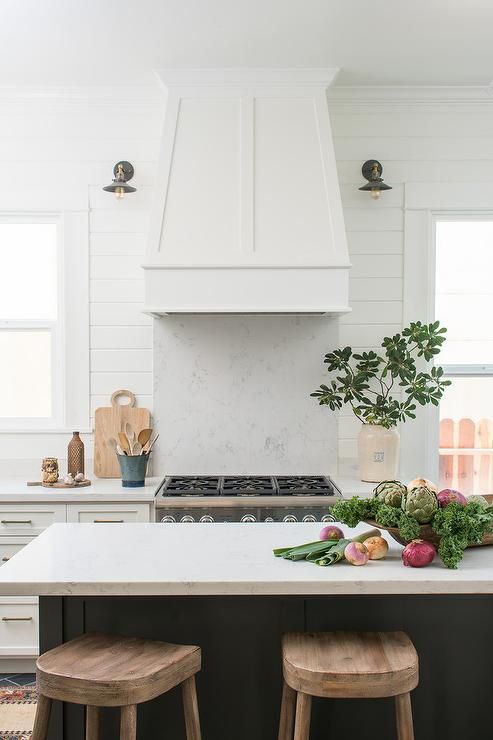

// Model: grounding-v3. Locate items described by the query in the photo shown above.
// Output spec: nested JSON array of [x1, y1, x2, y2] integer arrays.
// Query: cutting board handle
[[110, 389, 136, 408]]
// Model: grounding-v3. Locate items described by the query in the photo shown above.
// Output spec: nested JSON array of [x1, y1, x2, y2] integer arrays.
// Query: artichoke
[[402, 486, 438, 524], [374, 480, 407, 508]]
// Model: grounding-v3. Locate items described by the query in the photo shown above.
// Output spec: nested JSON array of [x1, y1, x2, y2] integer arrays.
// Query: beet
[[402, 539, 436, 567], [437, 488, 467, 508]]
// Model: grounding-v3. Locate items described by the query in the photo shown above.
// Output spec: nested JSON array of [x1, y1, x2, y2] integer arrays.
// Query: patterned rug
[[0, 676, 36, 739]]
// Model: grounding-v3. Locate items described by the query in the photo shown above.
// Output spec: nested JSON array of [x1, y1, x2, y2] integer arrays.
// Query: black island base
[[40, 593, 492, 740]]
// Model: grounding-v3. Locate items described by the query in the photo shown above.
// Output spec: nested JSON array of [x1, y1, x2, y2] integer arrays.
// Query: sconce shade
[[103, 161, 136, 196], [358, 159, 392, 197]]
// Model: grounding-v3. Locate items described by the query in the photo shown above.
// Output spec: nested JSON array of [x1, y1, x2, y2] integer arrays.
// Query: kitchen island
[[0, 522, 491, 739]]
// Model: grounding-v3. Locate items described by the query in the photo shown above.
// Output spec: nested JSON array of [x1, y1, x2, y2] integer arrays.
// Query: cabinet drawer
[[66, 503, 150, 523], [0, 505, 66, 535], [0, 537, 33, 565], [0, 599, 38, 657]]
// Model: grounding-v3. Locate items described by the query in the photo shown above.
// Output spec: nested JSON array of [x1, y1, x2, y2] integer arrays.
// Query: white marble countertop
[[1, 522, 492, 597], [0, 477, 160, 502]]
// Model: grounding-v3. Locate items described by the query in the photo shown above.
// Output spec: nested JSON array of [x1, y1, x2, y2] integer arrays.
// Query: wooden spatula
[[138, 428, 152, 448], [118, 431, 131, 455]]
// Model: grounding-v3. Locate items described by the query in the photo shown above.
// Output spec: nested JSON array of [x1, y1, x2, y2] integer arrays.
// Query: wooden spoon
[[118, 432, 131, 455], [138, 428, 152, 448], [124, 422, 136, 451]]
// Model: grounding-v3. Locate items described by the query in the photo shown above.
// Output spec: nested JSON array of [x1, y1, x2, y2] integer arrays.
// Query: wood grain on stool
[[278, 681, 296, 740], [33, 631, 202, 740], [86, 705, 100, 740], [279, 631, 418, 740], [31, 694, 52, 740]]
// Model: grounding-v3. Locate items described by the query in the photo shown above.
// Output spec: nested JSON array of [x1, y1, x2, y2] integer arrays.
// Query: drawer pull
[[2, 616, 33, 622], [1, 519, 32, 524], [93, 519, 125, 523], [1, 556, 10, 562]]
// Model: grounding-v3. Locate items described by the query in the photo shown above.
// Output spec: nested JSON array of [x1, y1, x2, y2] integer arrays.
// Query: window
[[435, 219, 493, 493], [0, 213, 89, 431]]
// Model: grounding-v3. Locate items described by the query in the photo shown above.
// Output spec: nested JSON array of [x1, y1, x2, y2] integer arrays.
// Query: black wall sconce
[[103, 161, 136, 199], [358, 160, 392, 200]]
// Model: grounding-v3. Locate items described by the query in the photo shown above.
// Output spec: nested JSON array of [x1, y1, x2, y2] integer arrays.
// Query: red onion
[[319, 525, 344, 541], [437, 488, 467, 507], [402, 539, 436, 568]]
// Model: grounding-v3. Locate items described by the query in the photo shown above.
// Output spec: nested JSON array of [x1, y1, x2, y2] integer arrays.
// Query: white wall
[[2, 89, 493, 475], [329, 95, 493, 462], [0, 91, 163, 470]]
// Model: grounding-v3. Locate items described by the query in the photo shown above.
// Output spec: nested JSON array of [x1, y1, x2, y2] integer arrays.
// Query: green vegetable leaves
[[433, 501, 493, 568], [332, 495, 493, 569], [311, 320, 451, 428]]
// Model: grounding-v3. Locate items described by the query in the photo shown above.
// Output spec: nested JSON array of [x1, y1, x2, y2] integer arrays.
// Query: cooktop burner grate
[[222, 477, 275, 496], [276, 476, 335, 496], [159, 475, 340, 498], [163, 477, 220, 496]]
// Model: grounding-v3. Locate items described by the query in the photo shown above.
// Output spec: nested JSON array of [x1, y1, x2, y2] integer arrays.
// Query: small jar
[[42, 457, 59, 485]]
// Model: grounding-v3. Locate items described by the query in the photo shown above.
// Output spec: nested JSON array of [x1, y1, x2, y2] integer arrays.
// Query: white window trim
[[0, 211, 90, 433], [403, 184, 493, 480]]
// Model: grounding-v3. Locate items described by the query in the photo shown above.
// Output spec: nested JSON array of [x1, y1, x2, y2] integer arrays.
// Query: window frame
[[403, 193, 493, 481], [0, 211, 89, 433]]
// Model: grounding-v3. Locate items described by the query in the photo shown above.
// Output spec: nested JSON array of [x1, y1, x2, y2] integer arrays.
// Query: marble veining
[[1, 522, 493, 597], [153, 316, 339, 474]]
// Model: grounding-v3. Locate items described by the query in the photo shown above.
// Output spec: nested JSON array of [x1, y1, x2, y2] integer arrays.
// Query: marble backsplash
[[153, 316, 339, 475]]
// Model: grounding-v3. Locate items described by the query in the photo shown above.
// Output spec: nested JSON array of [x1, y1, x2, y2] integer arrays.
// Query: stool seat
[[37, 632, 201, 707], [282, 631, 418, 699]]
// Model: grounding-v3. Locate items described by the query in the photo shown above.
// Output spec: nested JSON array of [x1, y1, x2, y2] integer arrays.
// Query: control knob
[[180, 515, 195, 523], [283, 514, 298, 523], [199, 515, 214, 523], [264, 516, 275, 523], [160, 515, 176, 523], [302, 515, 317, 523], [322, 514, 336, 523], [240, 514, 257, 523]]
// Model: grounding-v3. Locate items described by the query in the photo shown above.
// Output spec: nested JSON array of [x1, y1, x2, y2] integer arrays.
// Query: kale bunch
[[433, 501, 493, 569]]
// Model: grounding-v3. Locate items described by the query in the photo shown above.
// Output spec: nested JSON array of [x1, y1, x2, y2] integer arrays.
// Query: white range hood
[[144, 69, 350, 316]]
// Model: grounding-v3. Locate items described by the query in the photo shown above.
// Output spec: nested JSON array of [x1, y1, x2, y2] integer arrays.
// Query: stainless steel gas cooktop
[[155, 475, 341, 523]]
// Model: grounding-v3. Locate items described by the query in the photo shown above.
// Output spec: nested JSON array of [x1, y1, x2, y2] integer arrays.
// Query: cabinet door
[[0, 597, 38, 658], [0, 537, 34, 565], [66, 503, 151, 523], [0, 505, 66, 536]]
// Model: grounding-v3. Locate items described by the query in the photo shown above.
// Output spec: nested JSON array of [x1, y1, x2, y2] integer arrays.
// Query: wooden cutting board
[[94, 390, 151, 478]]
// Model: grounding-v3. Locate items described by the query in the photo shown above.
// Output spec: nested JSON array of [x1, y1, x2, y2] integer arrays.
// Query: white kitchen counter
[[1, 521, 492, 597], [0, 476, 160, 502]]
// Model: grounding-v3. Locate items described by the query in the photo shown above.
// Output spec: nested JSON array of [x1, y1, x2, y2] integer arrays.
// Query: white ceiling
[[2, 0, 492, 88]]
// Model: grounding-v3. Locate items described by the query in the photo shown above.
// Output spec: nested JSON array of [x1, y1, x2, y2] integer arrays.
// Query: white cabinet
[[0, 597, 38, 659], [0, 504, 66, 536], [0, 536, 34, 565], [66, 503, 151, 523], [0, 498, 153, 669]]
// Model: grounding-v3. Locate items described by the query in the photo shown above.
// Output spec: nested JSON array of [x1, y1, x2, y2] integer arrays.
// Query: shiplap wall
[[2, 91, 492, 469], [0, 93, 164, 465], [329, 100, 493, 460]]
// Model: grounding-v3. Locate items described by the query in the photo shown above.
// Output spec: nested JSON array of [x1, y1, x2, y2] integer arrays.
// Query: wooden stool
[[31, 632, 202, 740], [278, 631, 418, 740]]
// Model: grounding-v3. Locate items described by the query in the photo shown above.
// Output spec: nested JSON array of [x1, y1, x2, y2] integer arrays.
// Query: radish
[[402, 540, 436, 567], [319, 525, 344, 541]]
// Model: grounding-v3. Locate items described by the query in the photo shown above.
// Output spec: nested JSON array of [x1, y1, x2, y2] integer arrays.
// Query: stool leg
[[278, 680, 296, 740], [120, 705, 137, 740], [293, 692, 312, 740], [182, 675, 202, 740], [31, 694, 52, 740], [86, 705, 100, 740], [395, 692, 415, 740]]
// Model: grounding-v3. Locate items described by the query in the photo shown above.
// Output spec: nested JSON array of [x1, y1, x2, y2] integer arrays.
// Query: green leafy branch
[[311, 321, 451, 428]]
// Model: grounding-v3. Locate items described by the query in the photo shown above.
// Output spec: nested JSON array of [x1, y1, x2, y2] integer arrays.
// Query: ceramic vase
[[357, 424, 400, 482]]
